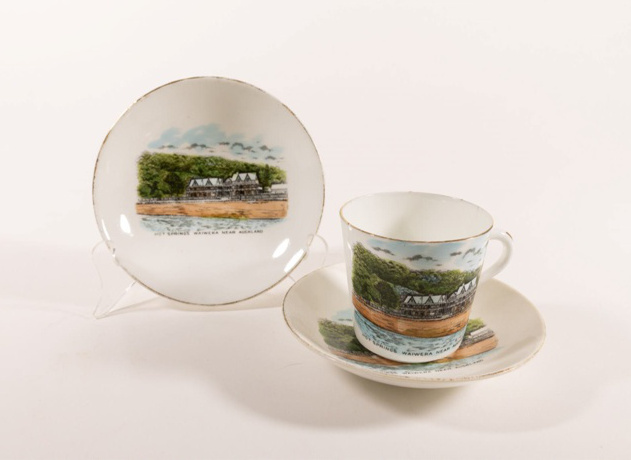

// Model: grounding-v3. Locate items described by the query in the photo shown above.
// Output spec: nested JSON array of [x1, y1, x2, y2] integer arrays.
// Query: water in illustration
[[319, 308, 498, 373]]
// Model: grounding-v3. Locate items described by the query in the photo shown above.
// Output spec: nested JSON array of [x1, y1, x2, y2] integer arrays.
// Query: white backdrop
[[1, 1, 629, 459]]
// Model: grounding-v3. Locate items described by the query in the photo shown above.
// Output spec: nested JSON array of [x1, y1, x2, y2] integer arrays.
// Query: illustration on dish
[[135, 123, 288, 234]]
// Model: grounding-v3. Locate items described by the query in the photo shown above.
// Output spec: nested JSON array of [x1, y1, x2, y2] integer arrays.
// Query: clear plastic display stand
[[92, 235, 329, 319]]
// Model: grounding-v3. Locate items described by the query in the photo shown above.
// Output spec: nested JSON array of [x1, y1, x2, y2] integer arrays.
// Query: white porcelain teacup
[[340, 192, 513, 363]]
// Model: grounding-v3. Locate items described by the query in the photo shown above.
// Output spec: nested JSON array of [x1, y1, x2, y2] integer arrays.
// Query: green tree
[[136, 152, 287, 199], [376, 280, 399, 310], [351, 242, 478, 298], [258, 164, 273, 189], [164, 171, 187, 196], [318, 319, 368, 354]]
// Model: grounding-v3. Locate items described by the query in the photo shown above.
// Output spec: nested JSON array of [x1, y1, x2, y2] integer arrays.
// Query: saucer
[[283, 264, 546, 388], [93, 77, 324, 305]]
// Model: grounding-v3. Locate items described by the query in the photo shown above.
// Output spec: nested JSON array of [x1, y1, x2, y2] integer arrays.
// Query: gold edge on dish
[[91, 76, 326, 307]]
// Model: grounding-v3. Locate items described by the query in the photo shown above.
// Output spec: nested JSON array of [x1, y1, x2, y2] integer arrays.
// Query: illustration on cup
[[318, 308, 498, 371], [350, 236, 489, 360]]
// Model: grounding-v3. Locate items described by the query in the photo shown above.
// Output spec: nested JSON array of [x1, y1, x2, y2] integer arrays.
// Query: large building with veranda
[[185, 172, 262, 199]]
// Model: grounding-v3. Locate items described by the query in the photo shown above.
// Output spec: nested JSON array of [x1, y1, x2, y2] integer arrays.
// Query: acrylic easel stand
[[92, 235, 329, 319]]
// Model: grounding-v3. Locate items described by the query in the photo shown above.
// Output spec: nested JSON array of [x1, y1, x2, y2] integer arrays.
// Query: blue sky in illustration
[[148, 124, 238, 148], [147, 123, 283, 161], [365, 235, 487, 271]]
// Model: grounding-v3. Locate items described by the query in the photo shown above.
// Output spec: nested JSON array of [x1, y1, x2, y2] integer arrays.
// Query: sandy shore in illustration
[[352, 294, 472, 338], [136, 200, 288, 219]]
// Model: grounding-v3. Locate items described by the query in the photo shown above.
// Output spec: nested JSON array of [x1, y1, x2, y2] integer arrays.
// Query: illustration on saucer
[[135, 123, 288, 234], [319, 309, 498, 373]]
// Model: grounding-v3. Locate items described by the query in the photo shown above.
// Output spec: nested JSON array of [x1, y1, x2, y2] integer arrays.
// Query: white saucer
[[93, 77, 324, 305], [283, 264, 546, 388]]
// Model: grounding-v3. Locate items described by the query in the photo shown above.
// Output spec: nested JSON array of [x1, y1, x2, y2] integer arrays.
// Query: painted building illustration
[[186, 172, 261, 199], [354, 276, 478, 321], [398, 278, 478, 320], [184, 172, 288, 201]]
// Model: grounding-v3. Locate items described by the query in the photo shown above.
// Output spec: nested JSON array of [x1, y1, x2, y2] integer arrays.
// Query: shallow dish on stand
[[93, 77, 324, 305], [283, 264, 546, 388]]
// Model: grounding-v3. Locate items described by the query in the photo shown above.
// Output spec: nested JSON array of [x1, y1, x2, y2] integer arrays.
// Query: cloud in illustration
[[365, 236, 487, 271], [149, 124, 234, 148], [463, 247, 483, 258], [148, 124, 282, 160], [372, 246, 395, 256], [406, 254, 437, 262]]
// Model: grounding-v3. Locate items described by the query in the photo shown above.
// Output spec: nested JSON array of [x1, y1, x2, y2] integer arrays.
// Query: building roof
[[189, 177, 223, 187], [404, 295, 440, 305], [230, 172, 259, 183], [189, 172, 263, 188], [402, 278, 480, 304]]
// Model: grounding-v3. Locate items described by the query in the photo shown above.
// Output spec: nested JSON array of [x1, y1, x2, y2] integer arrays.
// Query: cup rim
[[339, 191, 495, 243]]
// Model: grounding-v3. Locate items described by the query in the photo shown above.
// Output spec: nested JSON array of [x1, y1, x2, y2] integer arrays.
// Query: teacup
[[340, 192, 512, 363]]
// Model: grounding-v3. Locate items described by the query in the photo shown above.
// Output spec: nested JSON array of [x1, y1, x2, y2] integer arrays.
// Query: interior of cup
[[340, 192, 493, 242]]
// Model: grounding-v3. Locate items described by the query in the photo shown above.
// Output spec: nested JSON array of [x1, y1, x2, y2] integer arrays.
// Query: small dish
[[93, 77, 324, 305], [283, 264, 546, 388]]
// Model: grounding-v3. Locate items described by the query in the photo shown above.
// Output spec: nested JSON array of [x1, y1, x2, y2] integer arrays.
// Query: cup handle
[[479, 228, 513, 283]]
